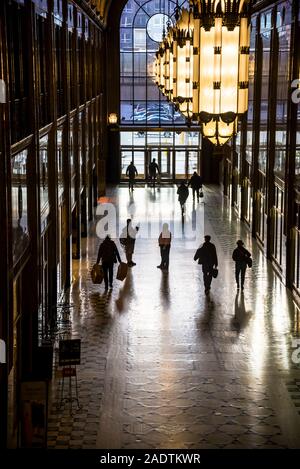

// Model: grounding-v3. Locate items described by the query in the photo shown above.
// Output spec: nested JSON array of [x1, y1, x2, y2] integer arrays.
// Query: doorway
[[146, 147, 173, 181], [120, 130, 201, 183]]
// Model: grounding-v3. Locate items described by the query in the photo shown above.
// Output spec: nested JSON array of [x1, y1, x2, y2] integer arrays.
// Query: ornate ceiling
[[85, 0, 113, 24]]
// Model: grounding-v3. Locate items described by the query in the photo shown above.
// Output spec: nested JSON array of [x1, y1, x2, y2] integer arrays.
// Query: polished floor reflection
[[47, 185, 300, 449]]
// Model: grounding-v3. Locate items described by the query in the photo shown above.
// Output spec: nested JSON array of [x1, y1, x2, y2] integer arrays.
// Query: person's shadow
[[231, 293, 252, 334], [181, 209, 186, 236], [115, 269, 135, 313], [88, 291, 114, 326], [196, 295, 216, 334], [148, 187, 157, 202], [192, 202, 197, 233], [160, 271, 170, 310], [128, 191, 135, 204]]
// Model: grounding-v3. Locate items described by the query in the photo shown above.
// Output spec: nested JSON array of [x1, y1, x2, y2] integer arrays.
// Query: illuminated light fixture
[[108, 113, 118, 125], [154, 0, 251, 146], [192, 0, 250, 145], [0, 79, 6, 103], [0, 339, 6, 364], [163, 27, 174, 101], [172, 8, 194, 119]]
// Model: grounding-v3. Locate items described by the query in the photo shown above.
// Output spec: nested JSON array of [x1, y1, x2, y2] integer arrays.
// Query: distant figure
[[120, 218, 139, 267], [126, 161, 138, 191], [177, 182, 189, 214], [148, 158, 160, 188], [157, 223, 172, 271], [188, 172, 203, 202], [97, 235, 121, 290], [194, 235, 218, 295], [232, 240, 252, 291]]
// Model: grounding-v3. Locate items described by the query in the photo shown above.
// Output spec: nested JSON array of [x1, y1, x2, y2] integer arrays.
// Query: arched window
[[120, 0, 189, 126]]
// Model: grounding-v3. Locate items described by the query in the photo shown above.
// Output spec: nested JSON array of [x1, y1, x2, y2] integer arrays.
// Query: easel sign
[[58, 339, 81, 366]]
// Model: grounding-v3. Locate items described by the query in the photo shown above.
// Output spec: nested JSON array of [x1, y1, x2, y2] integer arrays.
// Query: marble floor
[[47, 185, 300, 449]]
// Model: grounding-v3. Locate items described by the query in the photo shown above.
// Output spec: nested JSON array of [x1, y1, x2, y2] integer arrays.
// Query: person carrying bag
[[120, 219, 139, 267], [91, 263, 104, 284], [194, 235, 218, 295], [232, 240, 252, 291], [96, 235, 122, 291]]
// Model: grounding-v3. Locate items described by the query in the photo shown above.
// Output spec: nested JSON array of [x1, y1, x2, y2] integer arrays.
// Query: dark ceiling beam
[[74, 0, 105, 29]]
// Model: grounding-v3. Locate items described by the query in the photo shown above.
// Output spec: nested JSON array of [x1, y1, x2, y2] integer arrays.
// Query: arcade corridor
[[46, 186, 300, 449], [1, 0, 300, 457]]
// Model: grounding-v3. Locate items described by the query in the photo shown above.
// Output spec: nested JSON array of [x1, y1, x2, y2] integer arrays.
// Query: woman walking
[[157, 223, 172, 271]]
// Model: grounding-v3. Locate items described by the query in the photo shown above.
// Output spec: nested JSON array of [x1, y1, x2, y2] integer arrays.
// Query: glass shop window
[[37, 8, 50, 126], [11, 150, 30, 264], [55, 21, 64, 117], [57, 125, 64, 199], [7, 1, 30, 143], [78, 112, 84, 189], [39, 134, 50, 216], [70, 118, 76, 208], [295, 129, 300, 192]]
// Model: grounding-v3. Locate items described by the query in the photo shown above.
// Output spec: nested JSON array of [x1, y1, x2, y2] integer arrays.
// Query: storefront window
[[70, 117, 75, 207], [78, 112, 84, 189], [57, 124, 64, 198], [296, 129, 300, 191], [11, 150, 30, 264], [274, 4, 291, 181], [86, 108, 90, 180], [258, 13, 272, 173], [245, 16, 256, 164], [39, 134, 49, 217]]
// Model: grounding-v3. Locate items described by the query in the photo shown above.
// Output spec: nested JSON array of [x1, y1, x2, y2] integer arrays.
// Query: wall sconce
[[108, 113, 118, 126], [0, 339, 6, 364], [0, 79, 6, 103]]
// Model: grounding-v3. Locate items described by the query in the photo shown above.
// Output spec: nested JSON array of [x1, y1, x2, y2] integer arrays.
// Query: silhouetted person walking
[[177, 182, 189, 214], [194, 235, 218, 295], [232, 240, 252, 291], [188, 172, 203, 202], [126, 161, 138, 191], [157, 223, 171, 271], [120, 218, 139, 267], [97, 235, 121, 290], [148, 158, 160, 188]]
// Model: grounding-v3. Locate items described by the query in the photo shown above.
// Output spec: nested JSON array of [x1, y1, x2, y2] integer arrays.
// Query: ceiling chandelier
[[154, 0, 251, 146]]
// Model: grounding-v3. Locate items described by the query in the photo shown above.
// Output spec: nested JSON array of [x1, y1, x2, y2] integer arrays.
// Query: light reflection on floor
[[47, 185, 300, 449]]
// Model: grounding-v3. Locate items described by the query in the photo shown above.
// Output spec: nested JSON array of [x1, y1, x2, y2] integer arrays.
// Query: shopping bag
[[91, 264, 104, 284], [212, 268, 218, 278], [116, 262, 128, 281]]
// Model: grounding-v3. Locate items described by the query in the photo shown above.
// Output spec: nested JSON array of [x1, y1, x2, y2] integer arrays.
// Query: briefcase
[[116, 262, 128, 281], [91, 264, 104, 284]]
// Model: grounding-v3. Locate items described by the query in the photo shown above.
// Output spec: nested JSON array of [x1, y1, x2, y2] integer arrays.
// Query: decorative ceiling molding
[[83, 0, 112, 25]]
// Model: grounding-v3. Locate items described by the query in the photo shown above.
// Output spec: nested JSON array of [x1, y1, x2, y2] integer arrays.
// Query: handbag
[[212, 268, 218, 278], [116, 262, 128, 281], [199, 191, 204, 198], [91, 264, 104, 284], [246, 257, 253, 268]]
